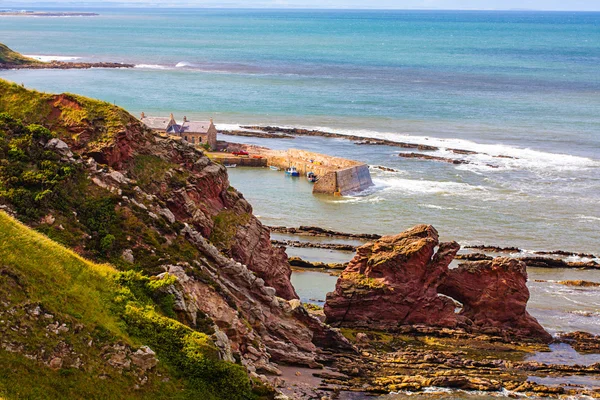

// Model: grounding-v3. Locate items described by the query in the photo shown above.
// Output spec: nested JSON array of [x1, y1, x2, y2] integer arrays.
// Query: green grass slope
[[0, 43, 41, 66], [0, 78, 136, 152], [0, 211, 266, 400]]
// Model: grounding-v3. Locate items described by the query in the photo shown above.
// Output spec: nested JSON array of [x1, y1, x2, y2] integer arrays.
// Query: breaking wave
[[24, 55, 81, 62]]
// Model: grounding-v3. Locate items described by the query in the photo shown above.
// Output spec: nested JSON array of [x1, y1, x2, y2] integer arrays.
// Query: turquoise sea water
[[1, 9, 599, 255]]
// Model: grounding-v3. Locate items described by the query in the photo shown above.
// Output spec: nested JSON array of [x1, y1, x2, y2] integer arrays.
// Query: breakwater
[[217, 143, 373, 196]]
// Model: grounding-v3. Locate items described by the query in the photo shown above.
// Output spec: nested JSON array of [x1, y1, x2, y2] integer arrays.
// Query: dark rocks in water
[[398, 152, 470, 165], [535, 250, 597, 259], [520, 257, 599, 270], [372, 165, 398, 172], [219, 129, 294, 139], [1, 61, 134, 70], [240, 125, 441, 150], [455, 253, 493, 261], [272, 239, 356, 252], [288, 256, 347, 270], [557, 280, 600, 287], [269, 225, 381, 240], [450, 148, 478, 155], [324, 225, 551, 342], [465, 245, 522, 253], [558, 332, 600, 353], [357, 140, 439, 151]]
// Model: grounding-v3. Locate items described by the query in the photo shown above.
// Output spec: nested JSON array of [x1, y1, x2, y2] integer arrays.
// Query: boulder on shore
[[324, 224, 551, 342]]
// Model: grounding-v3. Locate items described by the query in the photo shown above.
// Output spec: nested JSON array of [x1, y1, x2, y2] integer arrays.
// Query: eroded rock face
[[324, 225, 551, 342], [32, 92, 298, 300], [439, 258, 552, 342], [324, 225, 460, 330]]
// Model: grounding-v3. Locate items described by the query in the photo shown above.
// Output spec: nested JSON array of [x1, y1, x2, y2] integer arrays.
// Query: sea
[[1, 8, 600, 385]]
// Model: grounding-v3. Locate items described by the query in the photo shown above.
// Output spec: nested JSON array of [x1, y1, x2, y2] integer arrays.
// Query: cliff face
[[324, 224, 551, 342], [0, 79, 296, 300], [0, 79, 349, 384]]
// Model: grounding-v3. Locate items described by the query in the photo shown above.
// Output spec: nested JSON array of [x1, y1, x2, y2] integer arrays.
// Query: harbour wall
[[217, 144, 374, 195]]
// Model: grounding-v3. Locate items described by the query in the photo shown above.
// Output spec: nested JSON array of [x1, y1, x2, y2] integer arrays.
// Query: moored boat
[[225, 164, 237, 168], [285, 166, 300, 177], [307, 171, 318, 182], [270, 165, 280, 171]]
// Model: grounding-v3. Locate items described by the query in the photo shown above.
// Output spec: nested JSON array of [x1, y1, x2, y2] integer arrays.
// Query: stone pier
[[213, 144, 374, 196]]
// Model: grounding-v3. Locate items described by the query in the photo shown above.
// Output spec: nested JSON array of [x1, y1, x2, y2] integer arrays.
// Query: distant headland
[[0, 11, 98, 17], [0, 42, 132, 70]]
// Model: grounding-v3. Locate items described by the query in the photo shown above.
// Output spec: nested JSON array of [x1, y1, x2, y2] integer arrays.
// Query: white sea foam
[[389, 387, 524, 398], [134, 64, 170, 70], [374, 177, 488, 197], [175, 61, 196, 68], [24, 55, 81, 62], [578, 215, 600, 221], [420, 204, 457, 210], [298, 124, 600, 173]]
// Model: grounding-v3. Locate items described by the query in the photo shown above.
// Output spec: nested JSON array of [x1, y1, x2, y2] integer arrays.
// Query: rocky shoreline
[[288, 256, 347, 271], [0, 61, 134, 70], [234, 125, 523, 165], [277, 225, 600, 399], [269, 225, 381, 240], [273, 239, 357, 252]]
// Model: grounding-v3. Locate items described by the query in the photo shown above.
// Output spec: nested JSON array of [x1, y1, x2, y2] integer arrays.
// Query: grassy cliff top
[[0, 43, 41, 66], [0, 78, 143, 157]]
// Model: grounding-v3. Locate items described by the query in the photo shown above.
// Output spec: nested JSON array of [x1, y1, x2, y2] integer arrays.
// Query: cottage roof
[[140, 116, 173, 131], [178, 121, 212, 134]]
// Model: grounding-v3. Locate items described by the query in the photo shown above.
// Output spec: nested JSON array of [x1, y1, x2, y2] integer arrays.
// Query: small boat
[[285, 166, 300, 177], [270, 165, 280, 171], [225, 164, 237, 168], [307, 171, 318, 183]]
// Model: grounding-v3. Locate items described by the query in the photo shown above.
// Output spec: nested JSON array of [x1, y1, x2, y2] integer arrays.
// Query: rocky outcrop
[[288, 256, 347, 270], [398, 152, 470, 165], [324, 225, 461, 330], [269, 225, 380, 240], [439, 258, 552, 341], [324, 225, 551, 342], [273, 239, 357, 252], [1, 61, 134, 70]]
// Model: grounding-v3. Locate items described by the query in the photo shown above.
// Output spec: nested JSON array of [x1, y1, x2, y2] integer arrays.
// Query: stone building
[[140, 113, 217, 150]]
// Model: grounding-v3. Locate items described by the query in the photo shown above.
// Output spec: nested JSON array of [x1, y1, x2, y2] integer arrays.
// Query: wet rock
[[455, 253, 493, 261], [398, 152, 470, 165], [465, 245, 522, 253], [520, 256, 599, 270], [2, 61, 134, 70], [557, 280, 600, 288], [288, 257, 347, 270], [558, 332, 600, 353], [273, 240, 356, 252], [269, 225, 380, 240]]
